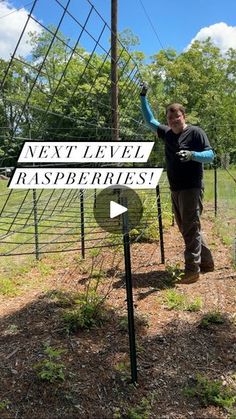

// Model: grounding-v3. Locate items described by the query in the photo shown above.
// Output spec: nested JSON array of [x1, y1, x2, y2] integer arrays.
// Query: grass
[[0, 256, 62, 297], [204, 167, 236, 204], [0, 277, 21, 297], [204, 167, 236, 246], [163, 289, 202, 312]]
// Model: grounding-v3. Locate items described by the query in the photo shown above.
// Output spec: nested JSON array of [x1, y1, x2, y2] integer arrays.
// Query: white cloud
[[187, 22, 236, 54], [0, 1, 41, 60]]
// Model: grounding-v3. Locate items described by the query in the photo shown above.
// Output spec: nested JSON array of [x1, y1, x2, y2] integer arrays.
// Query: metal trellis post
[[121, 197, 137, 384], [80, 189, 85, 259], [156, 185, 165, 264], [32, 189, 40, 260], [214, 164, 218, 217]]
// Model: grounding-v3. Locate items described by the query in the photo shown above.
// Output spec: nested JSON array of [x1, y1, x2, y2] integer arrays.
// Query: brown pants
[[171, 188, 214, 273]]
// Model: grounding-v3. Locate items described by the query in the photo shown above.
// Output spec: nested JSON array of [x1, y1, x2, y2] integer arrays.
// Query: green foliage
[[126, 395, 155, 419], [163, 289, 202, 312], [146, 39, 236, 165], [0, 400, 10, 411], [89, 248, 101, 258], [200, 311, 225, 328], [90, 269, 105, 279], [113, 392, 157, 419], [2, 30, 236, 166], [118, 315, 129, 331], [62, 291, 107, 332], [47, 290, 78, 307], [184, 374, 236, 409], [33, 345, 66, 384], [186, 297, 203, 312], [114, 359, 130, 382], [130, 221, 159, 243], [165, 263, 184, 281]]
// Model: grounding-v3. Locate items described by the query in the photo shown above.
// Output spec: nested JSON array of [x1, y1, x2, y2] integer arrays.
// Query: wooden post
[[111, 0, 119, 141]]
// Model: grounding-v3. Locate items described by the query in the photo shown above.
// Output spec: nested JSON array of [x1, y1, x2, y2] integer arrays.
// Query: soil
[[0, 210, 235, 419]]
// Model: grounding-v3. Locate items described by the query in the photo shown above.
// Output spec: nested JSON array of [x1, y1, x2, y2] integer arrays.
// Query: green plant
[[185, 297, 202, 312], [113, 407, 122, 418], [200, 311, 225, 328], [114, 360, 130, 382], [127, 396, 153, 419], [62, 291, 107, 332], [165, 263, 184, 282], [184, 374, 236, 409], [130, 221, 160, 243], [118, 315, 129, 331], [90, 269, 105, 279], [164, 289, 186, 309], [163, 290, 202, 311], [89, 248, 101, 258], [0, 400, 10, 410], [33, 345, 66, 383], [5, 324, 19, 335], [48, 290, 76, 307]]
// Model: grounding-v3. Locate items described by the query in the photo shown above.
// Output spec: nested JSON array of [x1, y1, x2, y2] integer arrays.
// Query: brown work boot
[[200, 264, 214, 273], [178, 271, 200, 284]]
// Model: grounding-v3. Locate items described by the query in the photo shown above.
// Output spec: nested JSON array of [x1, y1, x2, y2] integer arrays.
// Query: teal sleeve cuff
[[192, 149, 214, 163], [140, 95, 160, 133]]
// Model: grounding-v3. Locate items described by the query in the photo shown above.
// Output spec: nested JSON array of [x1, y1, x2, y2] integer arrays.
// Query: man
[[140, 84, 214, 284]]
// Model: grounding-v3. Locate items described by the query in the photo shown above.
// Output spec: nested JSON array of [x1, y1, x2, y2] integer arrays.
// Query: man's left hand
[[176, 150, 193, 162]]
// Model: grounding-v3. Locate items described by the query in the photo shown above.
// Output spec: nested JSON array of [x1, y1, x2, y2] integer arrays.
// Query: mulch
[[0, 211, 235, 418]]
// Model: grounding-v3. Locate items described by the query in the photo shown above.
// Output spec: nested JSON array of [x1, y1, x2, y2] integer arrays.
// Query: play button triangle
[[110, 201, 127, 219]]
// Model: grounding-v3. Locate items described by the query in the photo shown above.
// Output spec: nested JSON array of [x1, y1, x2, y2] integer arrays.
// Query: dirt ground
[[0, 211, 235, 419]]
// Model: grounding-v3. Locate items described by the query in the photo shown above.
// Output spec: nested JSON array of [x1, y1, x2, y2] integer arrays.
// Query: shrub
[[199, 311, 225, 328], [184, 374, 236, 409]]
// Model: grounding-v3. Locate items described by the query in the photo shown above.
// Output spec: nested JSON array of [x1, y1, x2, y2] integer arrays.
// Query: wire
[[138, 0, 166, 51]]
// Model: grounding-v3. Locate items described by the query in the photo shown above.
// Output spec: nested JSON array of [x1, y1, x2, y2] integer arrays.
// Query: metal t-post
[[214, 164, 218, 217], [121, 196, 137, 384], [32, 189, 39, 260], [80, 189, 85, 259], [156, 185, 165, 264]]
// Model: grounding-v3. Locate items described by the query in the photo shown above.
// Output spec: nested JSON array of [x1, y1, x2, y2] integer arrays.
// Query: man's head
[[166, 103, 187, 134]]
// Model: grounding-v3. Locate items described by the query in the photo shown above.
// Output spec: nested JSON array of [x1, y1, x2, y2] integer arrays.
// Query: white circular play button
[[93, 186, 143, 234], [110, 201, 128, 218]]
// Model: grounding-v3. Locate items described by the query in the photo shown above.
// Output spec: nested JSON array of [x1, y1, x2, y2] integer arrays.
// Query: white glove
[[176, 150, 193, 162]]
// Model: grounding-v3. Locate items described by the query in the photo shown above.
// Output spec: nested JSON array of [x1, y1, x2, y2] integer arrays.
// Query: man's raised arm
[[140, 83, 160, 133]]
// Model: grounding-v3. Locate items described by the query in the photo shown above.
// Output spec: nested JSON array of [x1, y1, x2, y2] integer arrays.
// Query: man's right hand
[[140, 82, 148, 96]]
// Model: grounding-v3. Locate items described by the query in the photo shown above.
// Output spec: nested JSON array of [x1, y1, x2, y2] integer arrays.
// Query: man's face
[[167, 110, 186, 134]]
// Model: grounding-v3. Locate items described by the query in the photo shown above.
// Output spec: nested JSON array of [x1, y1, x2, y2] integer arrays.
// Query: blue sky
[[1, 0, 236, 59]]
